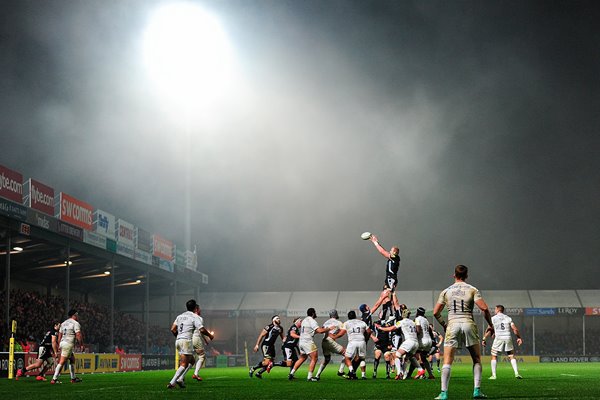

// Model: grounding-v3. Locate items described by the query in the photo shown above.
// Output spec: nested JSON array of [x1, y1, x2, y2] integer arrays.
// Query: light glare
[[142, 2, 235, 108]]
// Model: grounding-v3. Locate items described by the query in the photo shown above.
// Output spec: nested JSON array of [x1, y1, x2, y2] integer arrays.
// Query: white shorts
[[399, 339, 419, 355], [418, 338, 432, 352], [444, 321, 480, 349], [491, 338, 514, 356], [322, 337, 344, 356], [60, 342, 75, 358], [176, 339, 194, 356], [193, 336, 205, 353], [299, 340, 318, 355], [345, 341, 367, 359]]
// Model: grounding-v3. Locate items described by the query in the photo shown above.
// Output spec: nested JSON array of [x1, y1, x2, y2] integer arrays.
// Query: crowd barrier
[[0, 353, 248, 378]]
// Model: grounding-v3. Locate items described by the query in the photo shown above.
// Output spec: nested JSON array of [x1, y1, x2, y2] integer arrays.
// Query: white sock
[[316, 364, 325, 377], [52, 364, 63, 380], [441, 364, 451, 392], [178, 365, 191, 382], [290, 368, 296, 375], [307, 371, 313, 379], [491, 359, 497, 377], [170, 366, 185, 385], [394, 358, 402, 374], [194, 354, 205, 375], [511, 358, 519, 375], [69, 363, 76, 379], [473, 362, 482, 388], [338, 362, 345, 373]]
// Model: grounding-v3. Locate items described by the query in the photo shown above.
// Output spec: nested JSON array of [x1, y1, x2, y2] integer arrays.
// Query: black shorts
[[38, 346, 53, 361], [282, 345, 298, 362], [261, 344, 276, 359], [385, 276, 398, 291], [374, 343, 390, 352]]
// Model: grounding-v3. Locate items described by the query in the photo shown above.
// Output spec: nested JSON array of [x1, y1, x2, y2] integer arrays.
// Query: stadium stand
[[530, 290, 581, 307]]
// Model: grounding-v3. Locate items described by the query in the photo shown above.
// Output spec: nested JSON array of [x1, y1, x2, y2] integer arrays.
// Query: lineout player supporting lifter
[[369, 234, 401, 291]]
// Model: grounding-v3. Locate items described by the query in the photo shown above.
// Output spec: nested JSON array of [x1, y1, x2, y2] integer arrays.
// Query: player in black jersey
[[16, 322, 60, 381], [370, 319, 393, 379], [273, 317, 301, 372], [369, 234, 400, 291], [250, 315, 284, 379]]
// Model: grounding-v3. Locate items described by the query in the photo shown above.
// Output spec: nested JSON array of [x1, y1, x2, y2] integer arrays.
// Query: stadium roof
[[0, 214, 205, 299]]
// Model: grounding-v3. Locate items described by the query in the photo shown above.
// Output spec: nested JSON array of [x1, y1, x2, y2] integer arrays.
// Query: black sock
[[385, 361, 390, 376], [373, 358, 380, 373], [257, 366, 267, 375]]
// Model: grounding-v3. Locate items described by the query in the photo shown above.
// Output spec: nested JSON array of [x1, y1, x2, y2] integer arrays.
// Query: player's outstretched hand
[[370, 235, 378, 244]]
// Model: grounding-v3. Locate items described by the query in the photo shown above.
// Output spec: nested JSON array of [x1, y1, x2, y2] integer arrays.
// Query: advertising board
[[27, 208, 58, 231], [152, 234, 173, 261], [84, 230, 107, 249], [0, 164, 23, 203], [57, 220, 84, 241], [116, 218, 135, 247], [55, 192, 93, 231], [93, 209, 116, 240], [95, 354, 120, 372], [116, 241, 134, 259], [23, 178, 54, 216], [134, 248, 152, 265], [119, 354, 142, 372], [135, 227, 152, 253], [0, 197, 27, 221]]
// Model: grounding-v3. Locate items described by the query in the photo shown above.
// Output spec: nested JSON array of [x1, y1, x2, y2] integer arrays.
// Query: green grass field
[[2, 363, 599, 399]]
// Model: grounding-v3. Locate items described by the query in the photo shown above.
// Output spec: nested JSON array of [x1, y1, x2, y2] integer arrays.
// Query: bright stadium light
[[142, 1, 236, 108]]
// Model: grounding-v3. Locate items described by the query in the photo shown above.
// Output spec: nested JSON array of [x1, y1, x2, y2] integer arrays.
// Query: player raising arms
[[369, 234, 401, 291], [433, 265, 494, 400]]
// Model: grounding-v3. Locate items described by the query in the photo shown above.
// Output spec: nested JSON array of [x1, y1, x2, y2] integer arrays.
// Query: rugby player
[[250, 315, 284, 379], [191, 305, 214, 381], [433, 265, 494, 400], [288, 308, 332, 382], [482, 305, 523, 379], [273, 317, 301, 371], [168, 299, 203, 389], [369, 234, 400, 291], [315, 309, 346, 380], [342, 310, 371, 380], [17, 322, 60, 381], [50, 309, 82, 384]]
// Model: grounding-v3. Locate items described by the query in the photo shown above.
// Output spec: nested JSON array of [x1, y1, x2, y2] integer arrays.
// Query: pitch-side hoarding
[[93, 209, 116, 240]]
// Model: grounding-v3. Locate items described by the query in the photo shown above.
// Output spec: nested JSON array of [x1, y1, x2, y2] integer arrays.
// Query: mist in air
[[1, 0, 599, 292]]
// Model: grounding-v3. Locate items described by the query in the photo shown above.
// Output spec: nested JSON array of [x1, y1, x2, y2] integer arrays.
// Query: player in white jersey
[[433, 265, 494, 400], [51, 309, 82, 384], [191, 305, 214, 381], [167, 299, 204, 389], [315, 309, 347, 380], [412, 307, 435, 379], [482, 305, 523, 379], [342, 310, 371, 379], [288, 308, 333, 382], [377, 306, 425, 380]]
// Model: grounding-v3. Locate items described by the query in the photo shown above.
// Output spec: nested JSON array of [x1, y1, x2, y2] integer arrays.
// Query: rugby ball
[[361, 232, 372, 240]]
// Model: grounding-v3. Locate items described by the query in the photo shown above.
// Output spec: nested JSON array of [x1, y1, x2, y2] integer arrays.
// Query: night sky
[[1, 0, 599, 292]]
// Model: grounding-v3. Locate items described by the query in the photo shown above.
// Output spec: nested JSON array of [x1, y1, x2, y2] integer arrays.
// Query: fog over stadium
[[1, 0, 599, 293]]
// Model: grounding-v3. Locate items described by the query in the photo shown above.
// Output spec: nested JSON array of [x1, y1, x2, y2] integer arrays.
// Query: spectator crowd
[[0, 289, 173, 354]]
